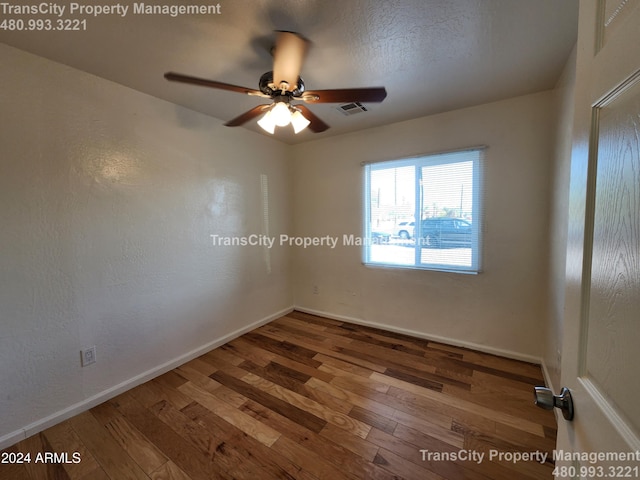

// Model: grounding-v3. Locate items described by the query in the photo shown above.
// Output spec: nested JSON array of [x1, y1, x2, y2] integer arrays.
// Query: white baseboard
[[0, 306, 294, 451], [0, 430, 26, 453], [294, 305, 543, 365]]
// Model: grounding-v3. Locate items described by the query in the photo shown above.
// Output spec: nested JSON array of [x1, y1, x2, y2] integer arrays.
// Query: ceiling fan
[[164, 31, 387, 134]]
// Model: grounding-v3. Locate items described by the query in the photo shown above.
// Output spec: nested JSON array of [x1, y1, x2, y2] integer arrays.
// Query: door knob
[[533, 386, 574, 421]]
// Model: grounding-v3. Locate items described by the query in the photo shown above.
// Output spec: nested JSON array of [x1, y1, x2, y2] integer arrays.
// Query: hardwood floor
[[1, 311, 557, 479]]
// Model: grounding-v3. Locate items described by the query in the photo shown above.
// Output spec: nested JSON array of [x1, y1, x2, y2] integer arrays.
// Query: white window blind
[[364, 148, 484, 273]]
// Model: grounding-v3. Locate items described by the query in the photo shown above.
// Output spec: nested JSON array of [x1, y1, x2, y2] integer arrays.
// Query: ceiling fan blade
[[164, 72, 262, 96], [296, 105, 329, 133], [224, 105, 271, 127], [302, 87, 387, 104], [272, 31, 309, 92]]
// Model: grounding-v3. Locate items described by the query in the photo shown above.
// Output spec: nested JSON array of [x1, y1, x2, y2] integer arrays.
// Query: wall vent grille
[[336, 102, 368, 116]]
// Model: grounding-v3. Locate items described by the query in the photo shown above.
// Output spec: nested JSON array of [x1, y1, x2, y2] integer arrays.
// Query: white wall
[[0, 44, 292, 446], [291, 91, 555, 360], [544, 46, 577, 391]]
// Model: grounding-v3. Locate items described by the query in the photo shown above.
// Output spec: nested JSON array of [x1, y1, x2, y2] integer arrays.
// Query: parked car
[[421, 217, 472, 248], [371, 230, 391, 244], [395, 221, 415, 239]]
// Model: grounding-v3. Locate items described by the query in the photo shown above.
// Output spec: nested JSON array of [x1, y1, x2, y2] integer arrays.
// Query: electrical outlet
[[313, 285, 319, 294], [81, 346, 96, 367]]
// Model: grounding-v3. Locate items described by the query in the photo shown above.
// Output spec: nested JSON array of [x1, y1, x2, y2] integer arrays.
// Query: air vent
[[336, 102, 368, 116]]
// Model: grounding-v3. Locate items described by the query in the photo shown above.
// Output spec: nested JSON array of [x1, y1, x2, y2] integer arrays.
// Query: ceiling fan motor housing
[[259, 71, 305, 97]]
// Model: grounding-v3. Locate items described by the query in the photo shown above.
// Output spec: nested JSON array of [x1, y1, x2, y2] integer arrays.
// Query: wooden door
[[558, 0, 640, 476]]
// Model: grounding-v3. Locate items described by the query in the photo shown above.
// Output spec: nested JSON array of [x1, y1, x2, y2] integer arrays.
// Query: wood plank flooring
[[1, 311, 557, 479]]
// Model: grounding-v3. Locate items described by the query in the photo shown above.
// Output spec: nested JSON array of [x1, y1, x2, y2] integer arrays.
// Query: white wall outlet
[[313, 285, 319, 294], [81, 346, 96, 367]]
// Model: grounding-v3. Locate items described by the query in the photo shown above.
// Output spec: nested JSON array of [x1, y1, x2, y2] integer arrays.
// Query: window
[[364, 147, 484, 273]]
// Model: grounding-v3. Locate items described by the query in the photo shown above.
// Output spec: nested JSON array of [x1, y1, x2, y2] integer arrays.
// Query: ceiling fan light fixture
[[165, 32, 387, 136], [271, 101, 292, 127], [257, 110, 276, 134], [290, 109, 310, 134]]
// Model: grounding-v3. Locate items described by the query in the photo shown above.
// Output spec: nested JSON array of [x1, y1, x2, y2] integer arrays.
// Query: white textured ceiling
[[0, 0, 578, 144]]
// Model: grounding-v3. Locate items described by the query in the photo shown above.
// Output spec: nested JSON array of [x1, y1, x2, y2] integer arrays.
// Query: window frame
[[363, 147, 484, 274]]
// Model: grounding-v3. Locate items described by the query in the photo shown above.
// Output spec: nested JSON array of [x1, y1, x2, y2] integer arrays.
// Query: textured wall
[[0, 44, 292, 443], [291, 91, 554, 359]]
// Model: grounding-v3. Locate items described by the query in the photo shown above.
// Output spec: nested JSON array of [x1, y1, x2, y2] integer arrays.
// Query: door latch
[[533, 386, 574, 421]]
